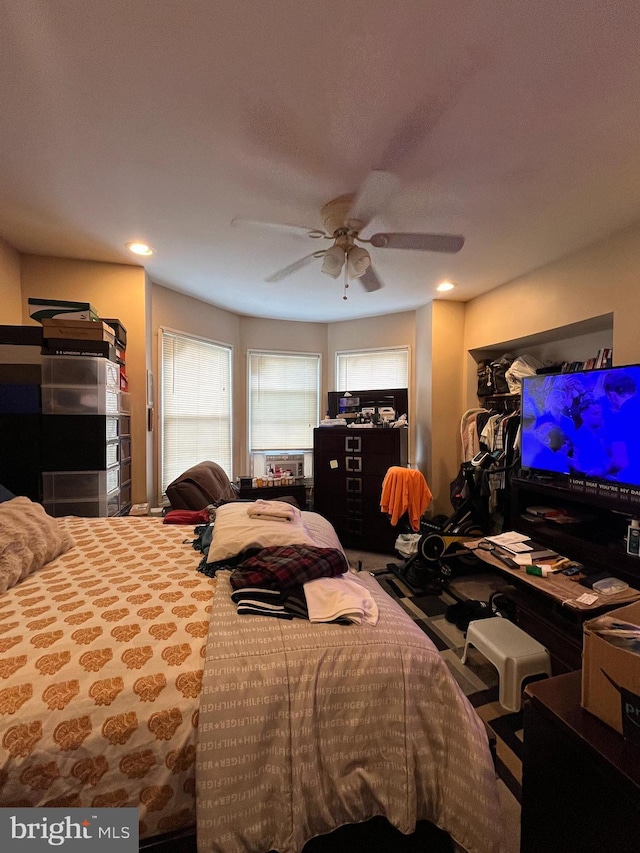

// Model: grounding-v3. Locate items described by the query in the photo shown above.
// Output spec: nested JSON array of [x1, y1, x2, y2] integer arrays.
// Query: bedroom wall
[[415, 301, 465, 515], [8, 219, 640, 522], [150, 293, 417, 500], [152, 283, 242, 498], [327, 311, 416, 461], [239, 316, 328, 477], [0, 237, 22, 322], [463, 221, 640, 407], [19, 255, 151, 503]]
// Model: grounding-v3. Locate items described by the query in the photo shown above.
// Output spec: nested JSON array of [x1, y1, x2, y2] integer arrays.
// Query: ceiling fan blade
[[264, 252, 322, 283], [347, 170, 400, 230], [359, 265, 384, 292], [369, 232, 465, 253], [231, 218, 324, 238]]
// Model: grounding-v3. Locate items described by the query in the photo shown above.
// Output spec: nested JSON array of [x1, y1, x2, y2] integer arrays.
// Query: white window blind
[[336, 347, 409, 390], [161, 330, 232, 491], [249, 351, 320, 451]]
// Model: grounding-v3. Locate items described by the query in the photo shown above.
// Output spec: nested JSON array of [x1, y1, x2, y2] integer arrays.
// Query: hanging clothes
[[460, 407, 489, 462]]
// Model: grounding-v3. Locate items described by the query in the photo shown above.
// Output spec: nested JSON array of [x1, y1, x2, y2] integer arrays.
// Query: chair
[[165, 461, 238, 510]]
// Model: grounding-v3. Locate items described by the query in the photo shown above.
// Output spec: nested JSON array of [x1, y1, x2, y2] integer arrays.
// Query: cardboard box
[[100, 318, 127, 347], [41, 318, 116, 344], [28, 298, 99, 322], [582, 600, 640, 745]]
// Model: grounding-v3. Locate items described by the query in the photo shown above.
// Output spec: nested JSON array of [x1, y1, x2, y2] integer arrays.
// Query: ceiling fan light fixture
[[346, 245, 371, 279], [437, 281, 456, 292], [321, 244, 346, 279]]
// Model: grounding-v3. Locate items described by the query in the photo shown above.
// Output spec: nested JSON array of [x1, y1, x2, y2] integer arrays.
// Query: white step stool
[[461, 617, 551, 712]]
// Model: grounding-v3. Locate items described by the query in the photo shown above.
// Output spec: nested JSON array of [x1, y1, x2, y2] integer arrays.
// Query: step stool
[[461, 617, 551, 712]]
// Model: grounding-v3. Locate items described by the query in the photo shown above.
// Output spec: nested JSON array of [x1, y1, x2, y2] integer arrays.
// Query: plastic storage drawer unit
[[44, 492, 121, 518], [42, 355, 119, 389], [41, 386, 130, 415], [42, 468, 120, 501]]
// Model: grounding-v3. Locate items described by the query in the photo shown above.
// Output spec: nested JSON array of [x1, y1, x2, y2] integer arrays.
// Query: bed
[[0, 497, 505, 852]]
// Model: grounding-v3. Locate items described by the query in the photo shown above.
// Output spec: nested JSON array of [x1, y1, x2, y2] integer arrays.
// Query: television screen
[[521, 364, 640, 487]]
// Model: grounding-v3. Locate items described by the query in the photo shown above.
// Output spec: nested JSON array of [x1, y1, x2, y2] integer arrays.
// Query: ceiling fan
[[232, 170, 465, 298]]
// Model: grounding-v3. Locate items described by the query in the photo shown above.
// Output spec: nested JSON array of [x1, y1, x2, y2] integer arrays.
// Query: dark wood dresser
[[313, 426, 408, 552], [238, 482, 307, 509], [521, 671, 640, 852]]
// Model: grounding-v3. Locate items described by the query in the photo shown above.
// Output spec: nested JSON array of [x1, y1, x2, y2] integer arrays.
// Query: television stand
[[510, 475, 640, 589]]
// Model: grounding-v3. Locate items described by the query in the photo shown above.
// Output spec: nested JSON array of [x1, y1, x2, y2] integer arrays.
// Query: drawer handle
[[345, 456, 362, 472], [345, 436, 362, 453], [346, 477, 362, 494]]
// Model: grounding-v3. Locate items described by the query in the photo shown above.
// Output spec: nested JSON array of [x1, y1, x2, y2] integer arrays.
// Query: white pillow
[[207, 501, 315, 565]]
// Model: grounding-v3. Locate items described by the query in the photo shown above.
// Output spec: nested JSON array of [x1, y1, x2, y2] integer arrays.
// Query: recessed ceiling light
[[126, 241, 154, 256], [437, 281, 456, 292]]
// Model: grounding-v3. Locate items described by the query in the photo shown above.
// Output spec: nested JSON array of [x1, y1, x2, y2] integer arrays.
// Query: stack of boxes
[[0, 324, 44, 500], [101, 318, 128, 392], [27, 299, 132, 517]]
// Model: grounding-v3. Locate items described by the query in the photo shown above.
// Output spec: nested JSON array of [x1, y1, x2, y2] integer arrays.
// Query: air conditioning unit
[[251, 452, 312, 479], [264, 453, 305, 478]]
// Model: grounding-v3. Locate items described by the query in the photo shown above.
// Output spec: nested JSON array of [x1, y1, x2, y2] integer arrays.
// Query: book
[[527, 548, 559, 560], [527, 506, 557, 517], [526, 506, 581, 523]]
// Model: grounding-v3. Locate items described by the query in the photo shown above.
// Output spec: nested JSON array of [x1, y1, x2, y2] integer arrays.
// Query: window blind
[[249, 351, 320, 451], [336, 347, 409, 390], [161, 330, 232, 491]]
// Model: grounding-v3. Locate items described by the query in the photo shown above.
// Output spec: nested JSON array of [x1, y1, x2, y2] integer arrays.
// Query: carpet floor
[[344, 549, 523, 853]]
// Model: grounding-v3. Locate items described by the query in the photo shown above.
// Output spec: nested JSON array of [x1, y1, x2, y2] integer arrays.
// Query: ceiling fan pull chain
[[343, 253, 349, 300]]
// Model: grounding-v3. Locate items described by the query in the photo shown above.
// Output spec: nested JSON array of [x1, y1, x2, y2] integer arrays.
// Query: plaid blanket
[[230, 545, 348, 590]]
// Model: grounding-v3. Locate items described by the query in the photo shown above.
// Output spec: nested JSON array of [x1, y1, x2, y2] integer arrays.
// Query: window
[[160, 330, 232, 492], [248, 351, 320, 452], [336, 347, 409, 390]]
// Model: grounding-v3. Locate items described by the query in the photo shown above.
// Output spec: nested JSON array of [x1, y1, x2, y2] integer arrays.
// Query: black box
[[41, 415, 120, 470], [41, 338, 120, 363], [0, 384, 41, 414], [0, 364, 41, 384], [0, 413, 42, 500], [0, 325, 43, 346]]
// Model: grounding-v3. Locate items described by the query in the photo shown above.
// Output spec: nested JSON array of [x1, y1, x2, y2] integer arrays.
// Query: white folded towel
[[247, 499, 301, 522], [303, 574, 379, 626]]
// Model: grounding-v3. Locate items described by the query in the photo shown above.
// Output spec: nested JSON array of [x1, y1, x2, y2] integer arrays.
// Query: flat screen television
[[521, 364, 640, 495]]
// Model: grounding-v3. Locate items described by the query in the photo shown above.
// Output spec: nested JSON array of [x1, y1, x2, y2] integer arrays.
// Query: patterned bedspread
[[0, 516, 216, 840], [196, 547, 505, 851]]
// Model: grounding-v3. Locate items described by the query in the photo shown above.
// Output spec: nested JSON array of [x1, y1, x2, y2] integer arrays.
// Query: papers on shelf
[[485, 531, 558, 558], [502, 541, 533, 554], [485, 531, 532, 553], [513, 553, 538, 566]]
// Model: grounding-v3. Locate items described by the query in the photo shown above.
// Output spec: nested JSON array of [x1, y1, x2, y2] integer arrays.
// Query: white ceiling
[[1, 0, 640, 323]]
